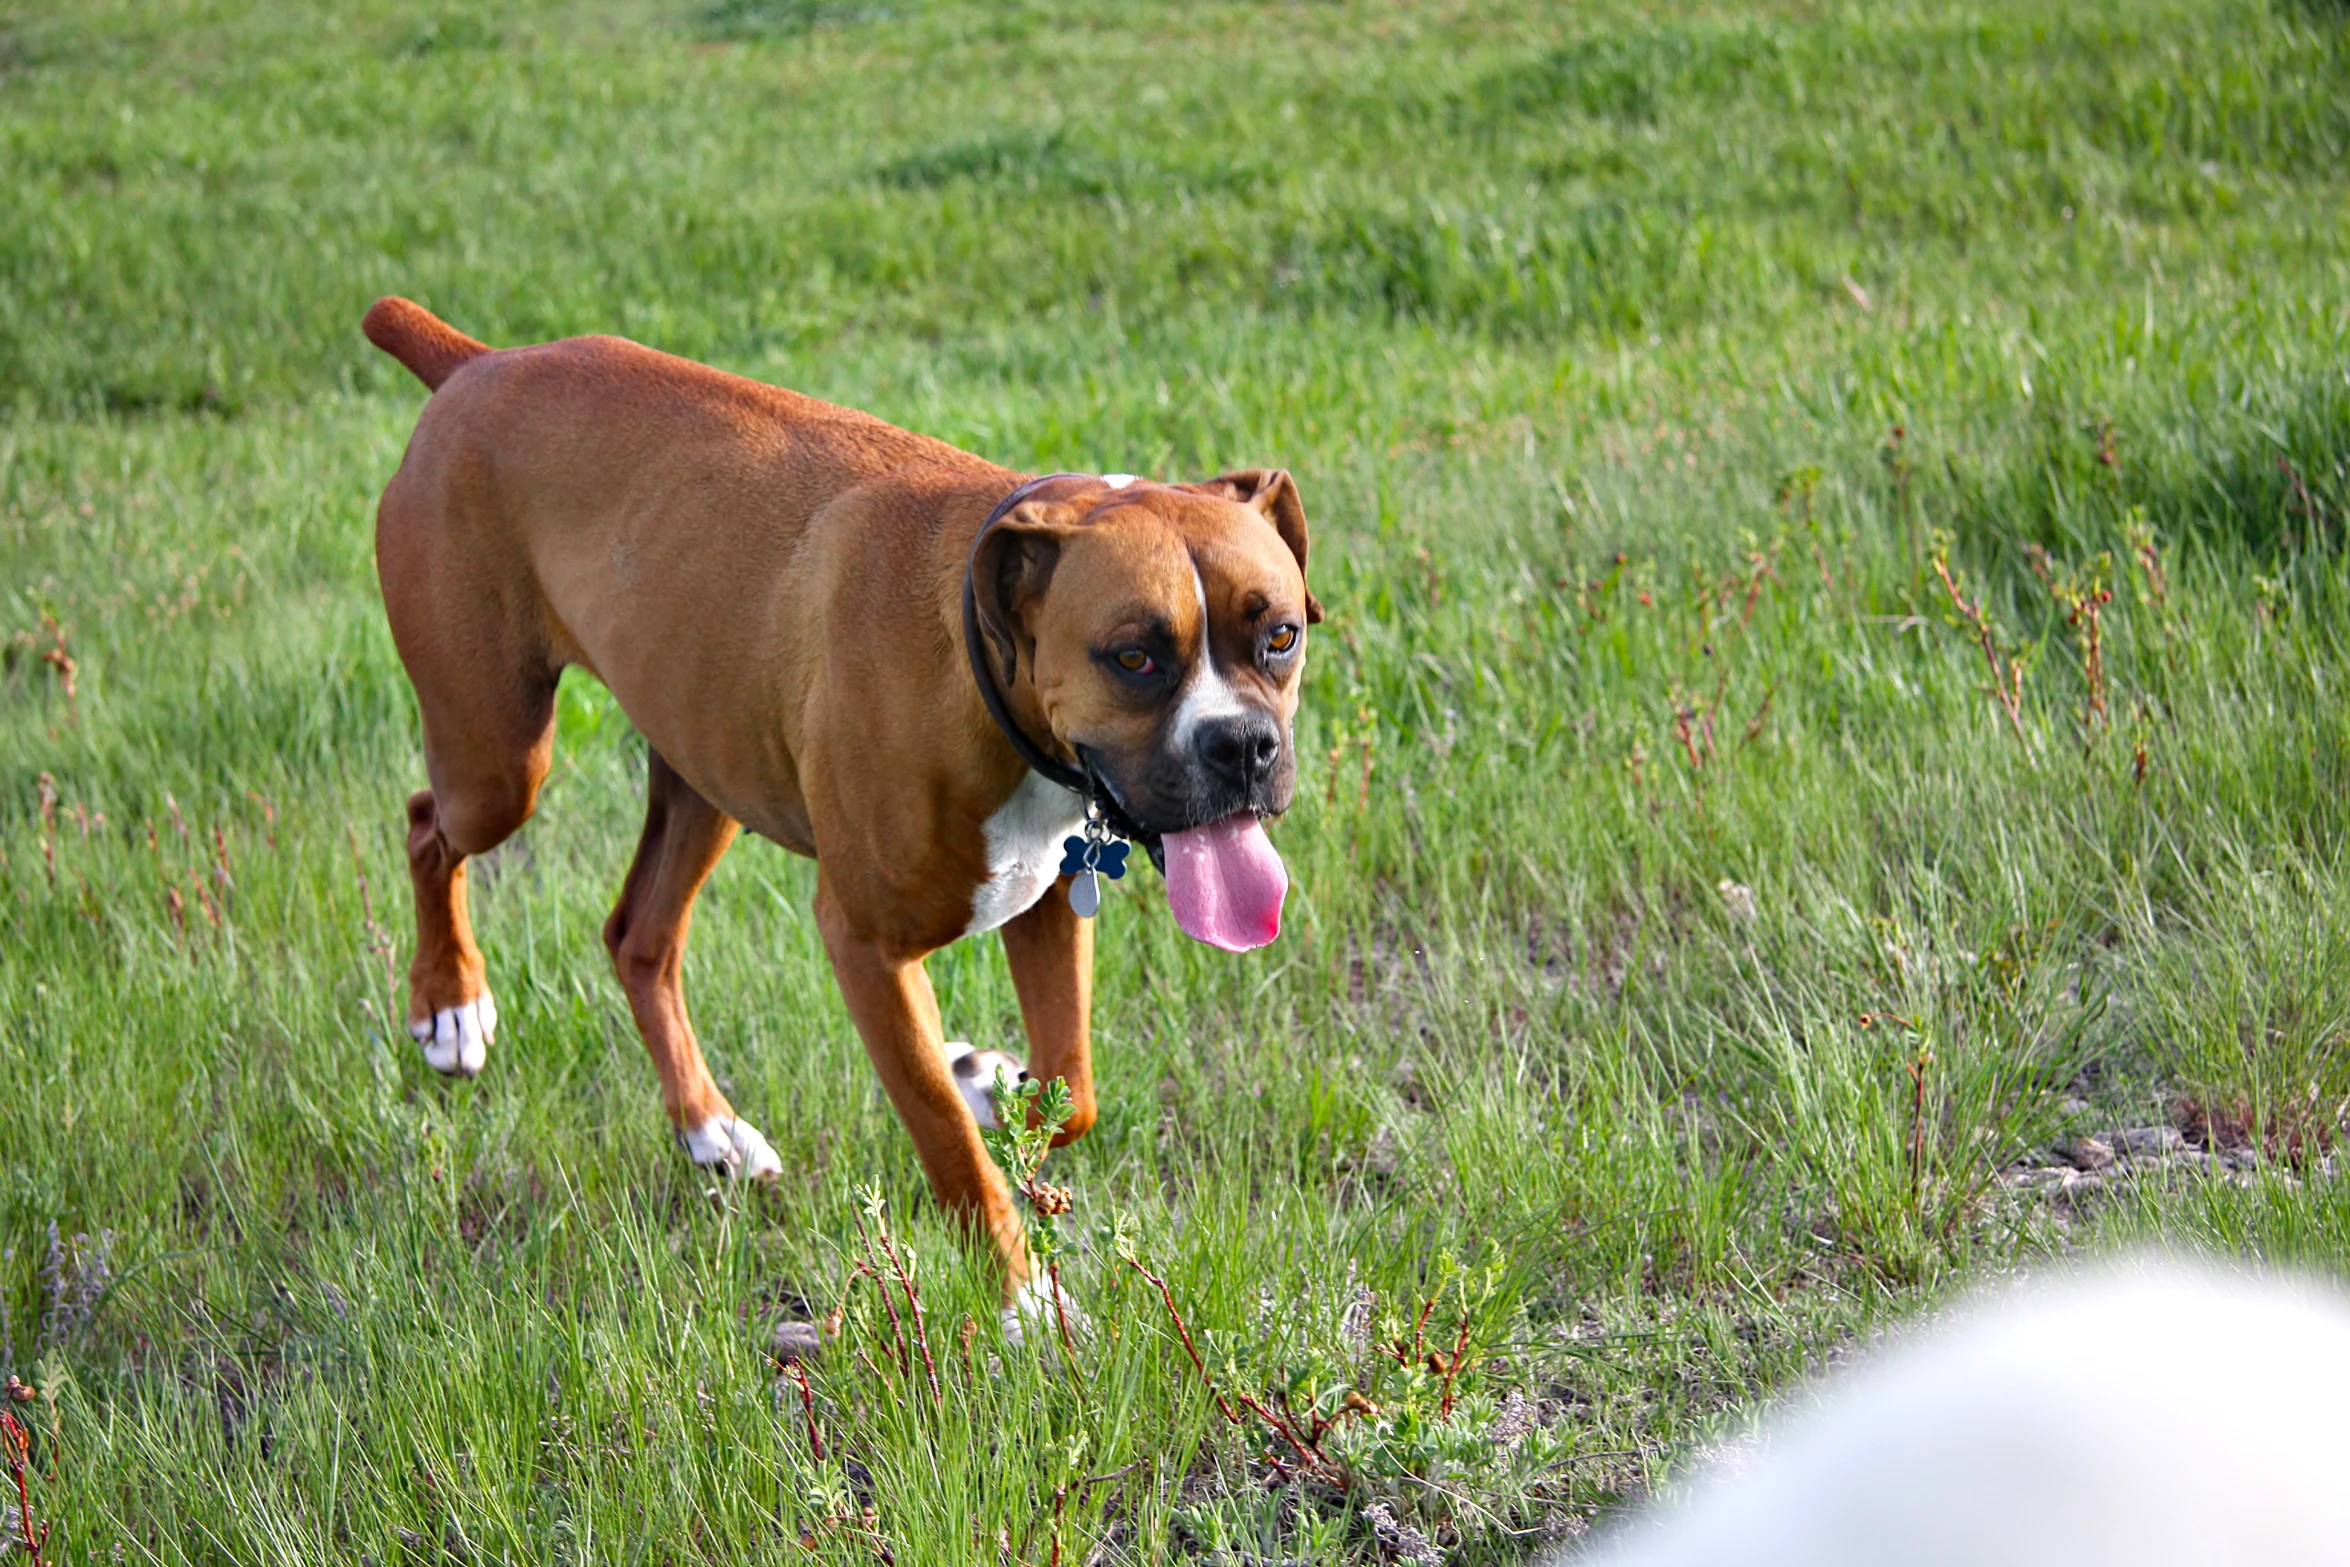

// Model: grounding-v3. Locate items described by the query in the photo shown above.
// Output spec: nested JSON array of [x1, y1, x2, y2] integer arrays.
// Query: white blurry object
[[1575, 1262, 2350, 1566]]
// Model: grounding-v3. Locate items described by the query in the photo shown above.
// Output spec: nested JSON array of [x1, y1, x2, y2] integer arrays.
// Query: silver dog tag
[[1069, 868, 1101, 918]]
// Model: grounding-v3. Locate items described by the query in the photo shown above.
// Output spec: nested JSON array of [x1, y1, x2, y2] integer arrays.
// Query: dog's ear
[[1185, 468, 1323, 624], [971, 502, 1079, 685]]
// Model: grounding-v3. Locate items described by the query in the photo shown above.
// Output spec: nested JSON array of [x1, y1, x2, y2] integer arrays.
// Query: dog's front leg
[[1000, 883, 1097, 1146], [816, 881, 1030, 1298]]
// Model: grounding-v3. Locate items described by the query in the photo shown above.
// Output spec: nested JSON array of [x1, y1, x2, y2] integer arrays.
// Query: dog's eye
[[1265, 624, 1301, 655], [1114, 648, 1155, 675]]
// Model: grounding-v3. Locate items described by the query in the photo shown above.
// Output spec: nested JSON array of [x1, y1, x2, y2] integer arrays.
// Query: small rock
[[1362, 1501, 1442, 1565], [1489, 1390, 1541, 1449], [769, 1320, 823, 1365], [2057, 1135, 2115, 1172], [2111, 1126, 2183, 1161]]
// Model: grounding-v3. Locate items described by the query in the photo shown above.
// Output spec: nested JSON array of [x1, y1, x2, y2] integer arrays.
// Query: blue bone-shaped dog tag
[[1058, 835, 1129, 880], [1060, 828, 1129, 920], [1066, 808, 1137, 920]]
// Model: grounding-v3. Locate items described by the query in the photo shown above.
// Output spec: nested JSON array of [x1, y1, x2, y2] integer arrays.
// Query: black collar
[[960, 473, 1165, 868]]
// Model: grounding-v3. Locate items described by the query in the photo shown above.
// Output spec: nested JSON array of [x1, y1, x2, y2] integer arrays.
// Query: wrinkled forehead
[[1046, 509, 1200, 629], [1057, 491, 1302, 620], [1185, 523, 1304, 610]]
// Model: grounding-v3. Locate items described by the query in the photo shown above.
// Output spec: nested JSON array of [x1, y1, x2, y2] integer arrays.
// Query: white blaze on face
[[1168, 556, 1249, 751]]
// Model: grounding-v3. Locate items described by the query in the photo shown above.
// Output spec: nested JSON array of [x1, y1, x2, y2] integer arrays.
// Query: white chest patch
[[966, 771, 1088, 936]]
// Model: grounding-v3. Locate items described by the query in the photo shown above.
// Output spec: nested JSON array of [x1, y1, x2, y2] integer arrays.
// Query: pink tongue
[[1163, 812, 1288, 952]]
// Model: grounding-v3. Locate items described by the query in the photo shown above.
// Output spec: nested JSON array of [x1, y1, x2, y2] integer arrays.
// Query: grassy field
[[4, 0, 2349, 1559]]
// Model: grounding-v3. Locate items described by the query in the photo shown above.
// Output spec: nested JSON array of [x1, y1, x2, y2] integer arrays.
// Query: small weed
[[2025, 543, 2115, 753], [984, 1074, 1083, 1355], [2, 1379, 55, 1567], [1928, 529, 2035, 756], [34, 612, 73, 728], [35, 1224, 113, 1352]]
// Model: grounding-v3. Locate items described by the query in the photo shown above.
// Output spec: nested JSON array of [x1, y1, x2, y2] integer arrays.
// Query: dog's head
[[969, 469, 1320, 948]]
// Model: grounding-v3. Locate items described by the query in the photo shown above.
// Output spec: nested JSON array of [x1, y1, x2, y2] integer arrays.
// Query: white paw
[[409, 992, 497, 1077], [677, 1115, 784, 1180], [1001, 1276, 1090, 1348], [944, 1041, 1027, 1129]]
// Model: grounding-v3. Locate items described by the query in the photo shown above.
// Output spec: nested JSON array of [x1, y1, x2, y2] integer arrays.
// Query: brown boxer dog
[[362, 297, 1318, 1317]]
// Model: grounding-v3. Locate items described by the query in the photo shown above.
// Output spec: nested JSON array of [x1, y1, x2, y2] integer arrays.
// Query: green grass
[[3, 0, 2349, 1559]]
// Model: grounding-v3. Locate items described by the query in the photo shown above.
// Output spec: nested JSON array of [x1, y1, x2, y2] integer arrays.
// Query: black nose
[[1199, 714, 1282, 792]]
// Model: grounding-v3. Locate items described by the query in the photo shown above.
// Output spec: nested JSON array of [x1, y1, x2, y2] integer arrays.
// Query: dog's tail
[[363, 297, 491, 391]]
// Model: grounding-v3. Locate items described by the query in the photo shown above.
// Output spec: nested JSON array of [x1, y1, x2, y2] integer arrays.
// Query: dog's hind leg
[[378, 457, 559, 1078], [401, 676, 556, 1077], [602, 751, 779, 1179]]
